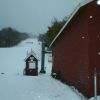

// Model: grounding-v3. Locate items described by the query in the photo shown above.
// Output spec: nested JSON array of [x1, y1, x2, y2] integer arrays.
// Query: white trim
[[49, 0, 93, 47]]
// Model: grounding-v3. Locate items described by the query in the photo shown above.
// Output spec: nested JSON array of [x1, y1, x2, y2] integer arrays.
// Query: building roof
[[25, 49, 38, 61], [49, 0, 94, 47]]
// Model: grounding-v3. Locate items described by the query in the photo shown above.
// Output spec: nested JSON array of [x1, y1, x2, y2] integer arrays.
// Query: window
[[29, 62, 36, 69]]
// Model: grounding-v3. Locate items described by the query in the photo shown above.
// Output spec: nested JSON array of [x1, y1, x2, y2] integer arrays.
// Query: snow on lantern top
[[25, 49, 38, 62]]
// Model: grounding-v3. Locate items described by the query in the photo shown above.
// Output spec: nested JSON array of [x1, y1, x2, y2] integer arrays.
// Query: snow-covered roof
[[25, 49, 38, 61], [49, 0, 94, 47]]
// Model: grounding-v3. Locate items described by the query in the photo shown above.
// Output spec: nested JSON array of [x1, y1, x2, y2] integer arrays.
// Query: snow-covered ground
[[0, 38, 94, 100], [89, 96, 100, 100]]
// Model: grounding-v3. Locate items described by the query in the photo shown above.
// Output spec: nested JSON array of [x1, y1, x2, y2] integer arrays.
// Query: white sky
[[0, 0, 84, 35]]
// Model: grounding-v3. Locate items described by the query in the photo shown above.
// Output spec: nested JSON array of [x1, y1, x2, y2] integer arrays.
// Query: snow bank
[[89, 96, 100, 100], [0, 38, 86, 100]]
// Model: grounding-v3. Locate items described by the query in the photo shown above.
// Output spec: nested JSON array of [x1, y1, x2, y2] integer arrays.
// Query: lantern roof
[[25, 49, 38, 61]]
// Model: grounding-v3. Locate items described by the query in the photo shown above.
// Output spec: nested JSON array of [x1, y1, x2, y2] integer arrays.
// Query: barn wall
[[52, 1, 100, 97], [88, 1, 100, 97], [52, 6, 90, 97]]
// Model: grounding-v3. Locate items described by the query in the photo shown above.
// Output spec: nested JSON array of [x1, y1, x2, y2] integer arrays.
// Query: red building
[[24, 50, 38, 76], [50, 0, 100, 98]]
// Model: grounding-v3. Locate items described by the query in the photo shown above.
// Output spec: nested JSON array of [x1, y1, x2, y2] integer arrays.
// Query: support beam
[[40, 42, 46, 73]]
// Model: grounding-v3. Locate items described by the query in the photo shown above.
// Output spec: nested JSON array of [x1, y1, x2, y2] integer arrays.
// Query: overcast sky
[[0, 0, 84, 35]]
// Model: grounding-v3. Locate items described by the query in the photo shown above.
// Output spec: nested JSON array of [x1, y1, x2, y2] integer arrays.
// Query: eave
[[49, 0, 94, 47]]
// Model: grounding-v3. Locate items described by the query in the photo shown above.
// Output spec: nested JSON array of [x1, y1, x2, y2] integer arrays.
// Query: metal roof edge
[[49, 0, 94, 47]]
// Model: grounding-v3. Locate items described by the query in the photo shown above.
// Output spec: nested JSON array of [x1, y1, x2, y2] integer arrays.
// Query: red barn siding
[[88, 1, 100, 96], [52, 6, 89, 97], [52, 1, 100, 97]]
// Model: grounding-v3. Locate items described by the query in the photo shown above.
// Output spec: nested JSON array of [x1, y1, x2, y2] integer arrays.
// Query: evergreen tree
[[0, 27, 30, 47], [38, 16, 68, 46]]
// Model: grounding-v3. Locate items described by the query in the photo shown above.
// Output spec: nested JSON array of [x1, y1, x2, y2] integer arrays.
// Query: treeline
[[0, 27, 30, 47], [38, 17, 68, 46]]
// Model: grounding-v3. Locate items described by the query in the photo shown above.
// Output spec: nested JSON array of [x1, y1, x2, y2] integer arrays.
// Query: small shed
[[24, 50, 38, 76]]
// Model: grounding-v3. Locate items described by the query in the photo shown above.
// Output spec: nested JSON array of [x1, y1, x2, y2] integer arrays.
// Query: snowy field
[[0, 38, 98, 100]]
